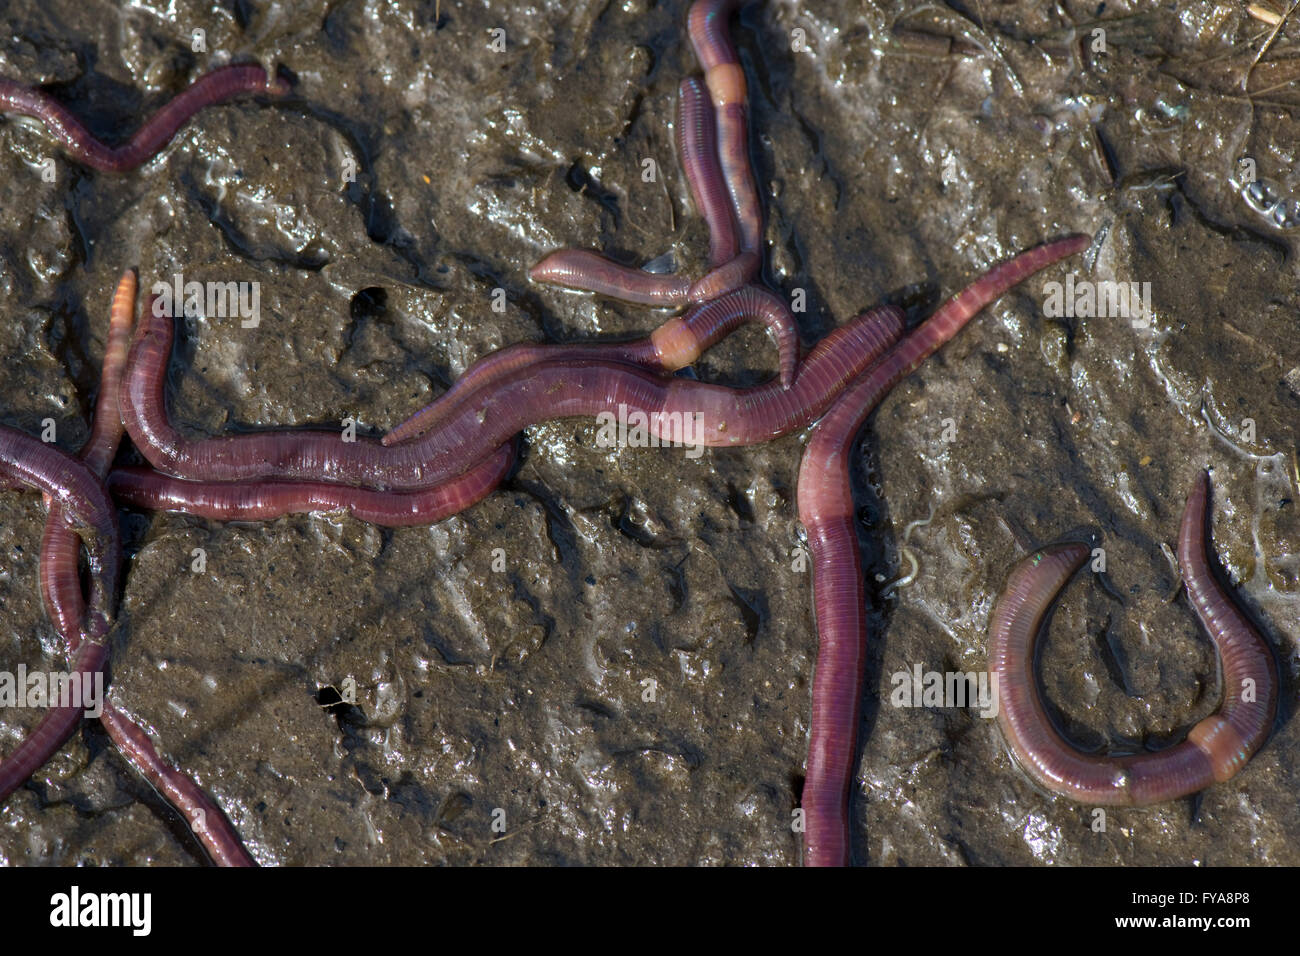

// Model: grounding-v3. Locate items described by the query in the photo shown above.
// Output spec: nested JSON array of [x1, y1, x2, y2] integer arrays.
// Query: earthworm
[[0, 426, 118, 800], [123, 239, 1083, 493], [687, 0, 763, 295], [528, 250, 692, 307], [987, 470, 1277, 805], [29, 271, 257, 865], [794, 233, 1089, 866], [108, 441, 514, 526], [677, 76, 739, 268], [39, 267, 138, 642], [0, 64, 289, 172], [40, 515, 258, 867], [123, 291, 903, 490], [381, 284, 799, 447]]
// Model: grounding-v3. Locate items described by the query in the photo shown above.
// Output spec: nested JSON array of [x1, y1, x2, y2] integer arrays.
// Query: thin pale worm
[[528, 250, 692, 306]]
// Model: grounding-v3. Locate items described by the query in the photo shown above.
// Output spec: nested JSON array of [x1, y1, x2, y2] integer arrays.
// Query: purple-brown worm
[[33, 270, 257, 866], [987, 470, 1277, 805], [122, 291, 905, 490], [122, 239, 1085, 494], [686, 0, 763, 301], [108, 441, 513, 527], [794, 233, 1090, 866], [382, 284, 799, 447], [0, 64, 289, 172], [0, 426, 117, 800]]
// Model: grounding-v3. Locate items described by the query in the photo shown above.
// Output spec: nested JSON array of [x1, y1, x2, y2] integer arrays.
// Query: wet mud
[[0, 0, 1296, 865]]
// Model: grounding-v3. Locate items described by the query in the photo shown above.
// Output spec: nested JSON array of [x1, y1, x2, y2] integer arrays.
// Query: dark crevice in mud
[[665, 556, 688, 612], [565, 159, 621, 220], [291, 103, 428, 253], [576, 697, 617, 720], [725, 581, 766, 644], [511, 481, 583, 586], [1096, 612, 1134, 697], [421, 621, 477, 668], [316, 683, 366, 732], [344, 285, 389, 352]]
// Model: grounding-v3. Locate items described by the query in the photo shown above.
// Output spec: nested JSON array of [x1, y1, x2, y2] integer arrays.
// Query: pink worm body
[[686, 0, 762, 299], [988, 470, 1277, 805], [27, 271, 258, 865], [121, 291, 908, 490], [382, 285, 799, 447], [796, 234, 1090, 866], [0, 64, 288, 172]]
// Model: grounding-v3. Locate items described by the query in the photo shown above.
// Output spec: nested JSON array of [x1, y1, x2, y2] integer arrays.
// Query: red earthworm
[[795, 233, 1090, 866], [688, 250, 759, 303], [677, 76, 738, 268], [528, 250, 692, 307], [382, 284, 799, 447], [0, 64, 289, 172], [107, 440, 513, 526], [987, 470, 1277, 805], [0, 426, 117, 800], [124, 239, 1083, 492], [688, 0, 763, 293], [40, 514, 257, 867], [122, 291, 903, 490], [0, 428, 118, 630], [38, 268, 137, 642], [30, 271, 257, 865]]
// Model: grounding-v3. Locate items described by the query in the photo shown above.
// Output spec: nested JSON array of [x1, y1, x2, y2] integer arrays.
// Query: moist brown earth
[[0, 0, 1295, 865]]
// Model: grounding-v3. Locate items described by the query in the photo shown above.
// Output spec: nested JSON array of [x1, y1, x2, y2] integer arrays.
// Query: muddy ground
[[0, 0, 1296, 866]]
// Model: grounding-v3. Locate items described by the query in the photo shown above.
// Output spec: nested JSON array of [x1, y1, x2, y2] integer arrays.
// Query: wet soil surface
[[0, 0, 1296, 865]]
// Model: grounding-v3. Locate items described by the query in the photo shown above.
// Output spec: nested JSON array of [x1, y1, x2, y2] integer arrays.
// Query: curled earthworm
[[686, 0, 762, 300], [382, 285, 799, 446], [987, 470, 1277, 805], [28, 270, 257, 865], [0, 64, 289, 172], [794, 233, 1089, 867]]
